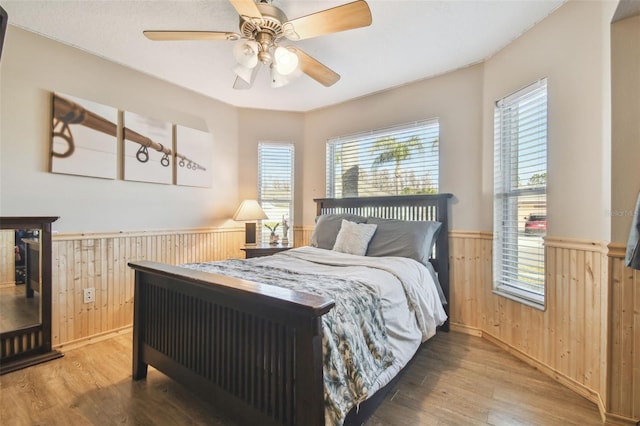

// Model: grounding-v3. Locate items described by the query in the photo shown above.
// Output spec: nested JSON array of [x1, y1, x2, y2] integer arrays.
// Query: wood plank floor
[[0, 331, 602, 425], [0, 284, 40, 333]]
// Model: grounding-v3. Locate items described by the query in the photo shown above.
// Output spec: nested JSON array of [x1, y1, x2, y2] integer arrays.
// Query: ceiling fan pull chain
[[136, 145, 149, 163]]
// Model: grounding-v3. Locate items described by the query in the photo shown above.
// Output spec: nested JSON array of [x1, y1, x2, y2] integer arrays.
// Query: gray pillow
[[365, 217, 442, 266], [311, 213, 367, 249]]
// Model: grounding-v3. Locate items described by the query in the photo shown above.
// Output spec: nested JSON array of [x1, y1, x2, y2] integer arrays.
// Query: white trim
[[493, 286, 545, 311]]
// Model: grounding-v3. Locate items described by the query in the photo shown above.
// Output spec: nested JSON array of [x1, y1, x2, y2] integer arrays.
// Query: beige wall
[[236, 108, 304, 222], [482, 0, 615, 242], [1, 1, 618, 240], [0, 26, 240, 232], [303, 64, 484, 230], [300, 1, 616, 242], [611, 14, 640, 243]]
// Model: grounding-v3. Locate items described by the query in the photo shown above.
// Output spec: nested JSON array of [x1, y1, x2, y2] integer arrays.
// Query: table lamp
[[233, 200, 268, 246]]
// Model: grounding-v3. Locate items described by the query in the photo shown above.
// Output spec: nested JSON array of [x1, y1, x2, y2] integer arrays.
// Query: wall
[[299, 0, 634, 422], [236, 108, 305, 223], [611, 14, 640, 243], [0, 26, 240, 232], [51, 227, 244, 347], [450, 234, 611, 412], [302, 64, 484, 230], [609, 11, 640, 422], [482, 0, 613, 242]]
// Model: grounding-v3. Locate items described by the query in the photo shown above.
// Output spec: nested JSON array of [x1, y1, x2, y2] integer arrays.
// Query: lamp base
[[245, 222, 257, 245]]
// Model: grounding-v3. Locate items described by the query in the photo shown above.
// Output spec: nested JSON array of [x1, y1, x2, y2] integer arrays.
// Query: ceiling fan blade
[[229, 0, 263, 21], [290, 47, 340, 87], [144, 31, 240, 41], [233, 64, 260, 90], [284, 1, 372, 41]]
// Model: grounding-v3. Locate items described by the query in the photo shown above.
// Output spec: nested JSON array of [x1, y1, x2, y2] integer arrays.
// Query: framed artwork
[[50, 93, 118, 179], [123, 111, 172, 185], [175, 125, 213, 188]]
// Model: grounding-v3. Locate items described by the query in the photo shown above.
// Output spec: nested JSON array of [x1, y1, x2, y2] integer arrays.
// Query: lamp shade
[[233, 41, 259, 68], [234, 64, 257, 85], [274, 46, 299, 76], [233, 200, 268, 222]]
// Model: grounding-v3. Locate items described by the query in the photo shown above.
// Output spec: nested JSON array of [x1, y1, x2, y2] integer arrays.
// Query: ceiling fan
[[143, 0, 372, 89]]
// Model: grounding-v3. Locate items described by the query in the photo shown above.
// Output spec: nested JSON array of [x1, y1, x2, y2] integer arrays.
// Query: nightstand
[[241, 244, 293, 259]]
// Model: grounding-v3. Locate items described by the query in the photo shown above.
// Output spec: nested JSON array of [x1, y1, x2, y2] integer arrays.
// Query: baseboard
[[603, 411, 640, 426], [54, 325, 133, 352], [449, 322, 482, 336]]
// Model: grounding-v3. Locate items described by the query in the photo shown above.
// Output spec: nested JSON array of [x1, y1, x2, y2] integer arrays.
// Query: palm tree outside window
[[326, 119, 439, 198]]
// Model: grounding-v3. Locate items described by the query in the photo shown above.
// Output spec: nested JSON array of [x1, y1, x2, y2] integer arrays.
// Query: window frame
[[257, 141, 294, 245], [326, 119, 439, 198], [493, 78, 548, 309]]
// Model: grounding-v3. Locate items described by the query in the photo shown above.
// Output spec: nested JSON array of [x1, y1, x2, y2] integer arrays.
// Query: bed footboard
[[129, 261, 335, 426]]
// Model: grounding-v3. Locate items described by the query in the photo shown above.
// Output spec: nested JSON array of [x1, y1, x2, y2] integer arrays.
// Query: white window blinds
[[258, 142, 294, 244], [326, 120, 439, 198], [493, 78, 548, 308]]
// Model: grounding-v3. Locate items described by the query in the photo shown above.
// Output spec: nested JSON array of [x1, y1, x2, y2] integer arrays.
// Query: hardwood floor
[[0, 284, 40, 333], [0, 331, 602, 425], [368, 332, 602, 426]]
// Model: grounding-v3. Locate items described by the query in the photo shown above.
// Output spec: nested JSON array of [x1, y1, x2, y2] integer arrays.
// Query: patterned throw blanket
[[182, 259, 394, 425]]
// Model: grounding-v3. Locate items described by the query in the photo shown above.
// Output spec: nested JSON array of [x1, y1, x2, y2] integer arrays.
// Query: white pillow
[[332, 219, 378, 256]]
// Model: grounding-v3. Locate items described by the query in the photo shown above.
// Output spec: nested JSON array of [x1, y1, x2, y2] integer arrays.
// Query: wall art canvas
[[50, 92, 118, 179], [123, 111, 172, 185], [175, 125, 213, 188]]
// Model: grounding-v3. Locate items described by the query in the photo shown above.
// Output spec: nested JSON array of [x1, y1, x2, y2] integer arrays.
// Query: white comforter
[[250, 246, 448, 396]]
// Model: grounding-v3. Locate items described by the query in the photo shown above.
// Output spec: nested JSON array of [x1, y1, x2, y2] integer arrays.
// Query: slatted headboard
[[313, 194, 452, 331]]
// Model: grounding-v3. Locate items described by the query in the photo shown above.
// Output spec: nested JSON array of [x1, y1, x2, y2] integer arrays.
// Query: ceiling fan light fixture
[[282, 22, 300, 41], [233, 40, 259, 68], [274, 46, 299, 76], [270, 64, 289, 88], [234, 64, 256, 84], [143, 0, 374, 90]]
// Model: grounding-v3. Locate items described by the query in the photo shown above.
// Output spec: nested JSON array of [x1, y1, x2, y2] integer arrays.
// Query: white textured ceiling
[[3, 0, 565, 112]]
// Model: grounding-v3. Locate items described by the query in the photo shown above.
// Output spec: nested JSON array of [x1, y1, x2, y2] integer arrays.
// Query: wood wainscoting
[[450, 231, 638, 425], [0, 230, 15, 285], [293, 225, 314, 248], [51, 227, 244, 348], [46, 225, 638, 423], [608, 244, 640, 422]]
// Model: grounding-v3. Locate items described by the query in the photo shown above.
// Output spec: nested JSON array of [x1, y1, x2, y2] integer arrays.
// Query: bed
[[128, 194, 452, 426]]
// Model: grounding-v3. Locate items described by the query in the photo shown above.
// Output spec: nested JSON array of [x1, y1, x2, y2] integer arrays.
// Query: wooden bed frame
[[129, 194, 452, 426]]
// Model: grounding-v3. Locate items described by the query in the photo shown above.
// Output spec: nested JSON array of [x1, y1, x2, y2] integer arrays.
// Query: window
[[258, 142, 294, 244], [493, 78, 547, 308], [326, 120, 439, 198]]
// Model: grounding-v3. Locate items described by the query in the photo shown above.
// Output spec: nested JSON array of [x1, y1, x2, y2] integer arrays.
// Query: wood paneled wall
[[450, 231, 638, 424], [0, 230, 15, 285], [51, 228, 244, 347], [293, 226, 313, 248], [608, 245, 640, 421], [45, 225, 637, 422]]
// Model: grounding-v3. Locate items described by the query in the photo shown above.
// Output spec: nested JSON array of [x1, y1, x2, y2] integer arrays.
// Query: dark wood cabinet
[[241, 244, 292, 258]]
